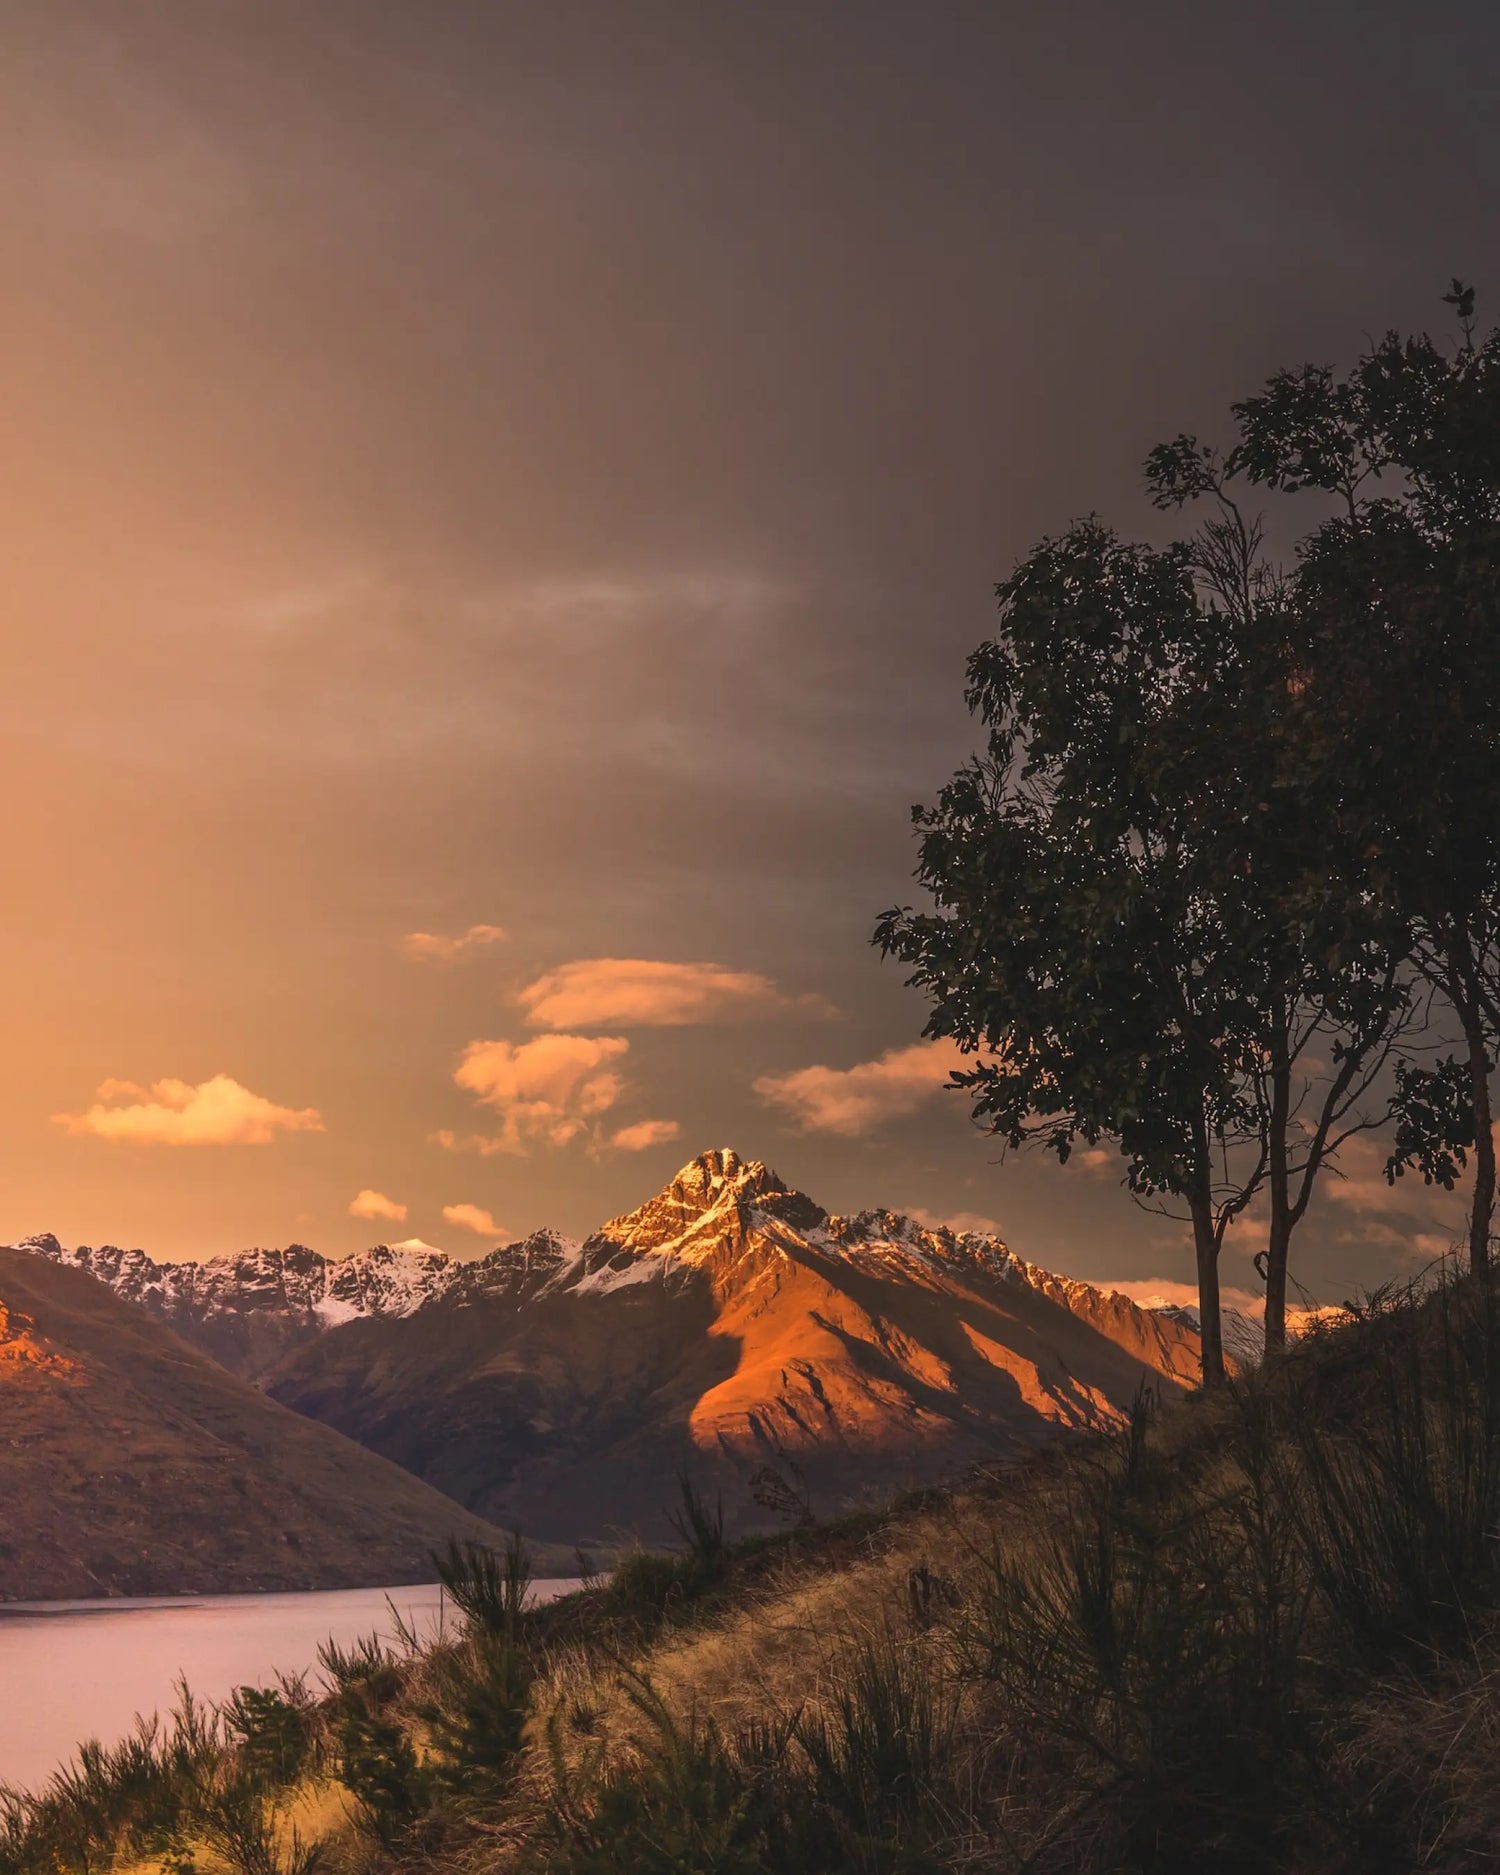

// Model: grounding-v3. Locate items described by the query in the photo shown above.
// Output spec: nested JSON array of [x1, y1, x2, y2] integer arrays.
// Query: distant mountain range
[[15, 1150, 1212, 1550], [0, 1248, 518, 1601]]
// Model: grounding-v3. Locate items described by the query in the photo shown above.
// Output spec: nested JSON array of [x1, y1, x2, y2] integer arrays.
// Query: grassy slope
[[0, 1250, 575, 1596], [7, 1275, 1500, 1874]]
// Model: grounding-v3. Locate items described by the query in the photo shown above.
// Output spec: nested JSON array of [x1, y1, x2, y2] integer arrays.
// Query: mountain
[[20, 1151, 1206, 1548], [16, 1235, 459, 1378], [15, 1152, 1211, 1548], [0, 1247, 528, 1600]]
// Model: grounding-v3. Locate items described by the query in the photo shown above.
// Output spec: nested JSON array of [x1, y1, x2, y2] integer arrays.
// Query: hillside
[[5, 1272, 1496, 1873], [0, 1249, 533, 1600]]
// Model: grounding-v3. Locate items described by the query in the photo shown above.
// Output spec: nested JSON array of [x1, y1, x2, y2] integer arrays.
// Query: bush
[[197, 1777, 322, 1875], [0, 1686, 222, 1875], [222, 1679, 317, 1789], [422, 1630, 534, 1796], [435, 1531, 531, 1639], [330, 1701, 431, 1848]]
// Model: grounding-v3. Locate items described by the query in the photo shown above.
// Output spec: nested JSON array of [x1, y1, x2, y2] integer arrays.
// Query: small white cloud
[[1107, 1277, 1266, 1319], [451, 1033, 630, 1153], [441, 1202, 504, 1238], [53, 1074, 325, 1146], [754, 1039, 966, 1137], [401, 924, 508, 964], [517, 958, 835, 1029], [608, 1118, 683, 1153], [906, 1205, 1003, 1238], [349, 1188, 408, 1224]]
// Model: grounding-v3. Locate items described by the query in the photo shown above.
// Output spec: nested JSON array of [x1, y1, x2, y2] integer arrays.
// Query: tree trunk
[[1263, 1214, 1291, 1356], [1466, 1020, 1495, 1276], [1263, 1002, 1292, 1357], [1448, 926, 1496, 1277], [1191, 1194, 1226, 1388]]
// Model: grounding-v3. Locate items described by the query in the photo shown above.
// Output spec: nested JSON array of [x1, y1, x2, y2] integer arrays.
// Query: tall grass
[[537, 1646, 961, 1875], [1286, 1275, 1500, 1658], [7, 1277, 1500, 1875], [0, 1685, 222, 1875], [604, 1472, 731, 1622]]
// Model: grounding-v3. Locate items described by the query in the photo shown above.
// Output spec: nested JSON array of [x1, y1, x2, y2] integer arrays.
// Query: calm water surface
[[0, 1580, 581, 1793]]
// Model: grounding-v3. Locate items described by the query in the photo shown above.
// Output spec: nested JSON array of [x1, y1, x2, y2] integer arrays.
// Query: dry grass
[[8, 1274, 1500, 1875]]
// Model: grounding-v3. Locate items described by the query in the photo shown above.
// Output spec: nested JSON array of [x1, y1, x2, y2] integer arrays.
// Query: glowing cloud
[[608, 1118, 683, 1153], [906, 1205, 1003, 1238], [451, 1033, 630, 1152], [349, 1188, 408, 1223], [754, 1039, 966, 1137], [53, 1074, 325, 1146], [1316, 1129, 1490, 1262], [1107, 1277, 1266, 1319], [516, 958, 834, 1029], [401, 923, 507, 963], [442, 1202, 503, 1237]]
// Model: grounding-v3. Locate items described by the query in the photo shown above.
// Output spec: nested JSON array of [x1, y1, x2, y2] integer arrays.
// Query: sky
[[0, 1, 1496, 1306]]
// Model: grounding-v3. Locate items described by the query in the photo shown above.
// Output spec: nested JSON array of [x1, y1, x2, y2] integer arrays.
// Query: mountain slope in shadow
[[0, 1249, 524, 1599]]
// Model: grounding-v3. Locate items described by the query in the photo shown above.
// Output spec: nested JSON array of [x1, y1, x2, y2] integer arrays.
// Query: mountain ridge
[[13, 1148, 1202, 1380], [12, 1151, 1214, 1547]]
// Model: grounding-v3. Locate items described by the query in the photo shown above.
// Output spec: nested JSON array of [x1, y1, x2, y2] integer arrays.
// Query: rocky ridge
[[14, 1149, 1202, 1383]]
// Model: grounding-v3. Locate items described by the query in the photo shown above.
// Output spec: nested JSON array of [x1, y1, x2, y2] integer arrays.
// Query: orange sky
[[0, 4, 1488, 1298]]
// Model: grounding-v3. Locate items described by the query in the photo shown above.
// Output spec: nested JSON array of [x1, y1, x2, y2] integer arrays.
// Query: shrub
[[435, 1531, 531, 1639], [197, 1777, 322, 1875], [222, 1679, 317, 1789], [330, 1701, 431, 1848]]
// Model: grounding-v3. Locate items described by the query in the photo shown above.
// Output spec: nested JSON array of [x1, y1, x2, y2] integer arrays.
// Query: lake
[[0, 1579, 582, 1794]]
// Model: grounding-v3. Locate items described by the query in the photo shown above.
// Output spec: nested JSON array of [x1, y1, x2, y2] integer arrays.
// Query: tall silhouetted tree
[[1145, 441, 1414, 1351], [1227, 287, 1500, 1272], [879, 296, 1500, 1371], [877, 524, 1271, 1386]]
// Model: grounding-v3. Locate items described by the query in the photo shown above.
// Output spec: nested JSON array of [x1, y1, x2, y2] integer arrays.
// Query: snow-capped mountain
[[15, 1150, 1204, 1383], [14, 1229, 582, 1374], [14, 1151, 1212, 1544]]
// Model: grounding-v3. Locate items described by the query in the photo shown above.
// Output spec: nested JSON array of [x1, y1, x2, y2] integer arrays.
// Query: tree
[[1226, 287, 1500, 1272], [882, 288, 1498, 1369], [877, 523, 1271, 1386], [1145, 441, 1414, 1351], [879, 419, 1420, 1375]]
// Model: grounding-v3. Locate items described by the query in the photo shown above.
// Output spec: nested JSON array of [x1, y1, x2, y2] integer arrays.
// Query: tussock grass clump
[[536, 1640, 962, 1875], [603, 1473, 731, 1624]]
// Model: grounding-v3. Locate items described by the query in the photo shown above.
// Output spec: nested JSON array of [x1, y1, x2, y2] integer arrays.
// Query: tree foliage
[[880, 285, 1500, 1376]]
